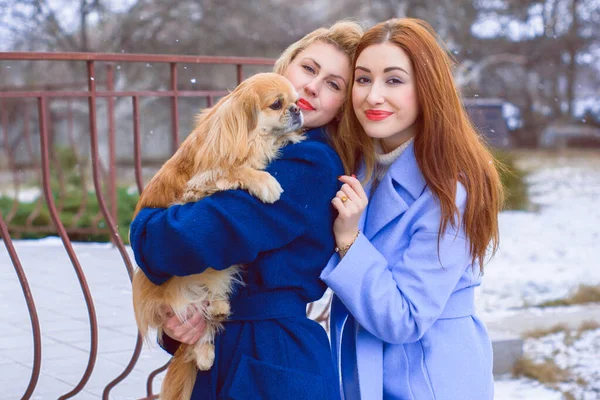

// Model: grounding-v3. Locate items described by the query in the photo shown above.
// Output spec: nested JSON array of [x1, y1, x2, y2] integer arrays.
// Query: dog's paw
[[195, 343, 215, 371], [208, 299, 231, 321], [284, 133, 306, 145], [252, 174, 283, 204], [180, 189, 202, 204]]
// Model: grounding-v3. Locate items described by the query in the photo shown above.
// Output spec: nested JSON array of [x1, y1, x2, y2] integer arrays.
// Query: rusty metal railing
[[0, 51, 332, 399]]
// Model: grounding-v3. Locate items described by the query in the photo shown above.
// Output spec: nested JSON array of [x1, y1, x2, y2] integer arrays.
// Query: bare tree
[[1, 0, 598, 147], [0, 0, 107, 51]]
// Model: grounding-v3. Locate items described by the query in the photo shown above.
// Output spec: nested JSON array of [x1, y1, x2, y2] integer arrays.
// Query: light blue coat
[[321, 141, 494, 400]]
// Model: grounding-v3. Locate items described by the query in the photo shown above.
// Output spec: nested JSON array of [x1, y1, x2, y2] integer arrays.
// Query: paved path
[[485, 304, 600, 336], [484, 305, 600, 375], [0, 240, 170, 400]]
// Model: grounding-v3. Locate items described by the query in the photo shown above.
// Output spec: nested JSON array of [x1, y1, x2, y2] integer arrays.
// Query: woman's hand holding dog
[[161, 305, 206, 345], [331, 175, 368, 253]]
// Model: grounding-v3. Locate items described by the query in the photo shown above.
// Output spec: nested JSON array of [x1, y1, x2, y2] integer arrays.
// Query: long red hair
[[332, 18, 504, 270]]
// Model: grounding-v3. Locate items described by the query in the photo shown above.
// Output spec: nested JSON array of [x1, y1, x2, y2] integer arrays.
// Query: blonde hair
[[274, 20, 364, 76], [274, 21, 363, 139]]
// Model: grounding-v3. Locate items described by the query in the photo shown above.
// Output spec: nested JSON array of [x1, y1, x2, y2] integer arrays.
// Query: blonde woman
[[130, 21, 363, 399]]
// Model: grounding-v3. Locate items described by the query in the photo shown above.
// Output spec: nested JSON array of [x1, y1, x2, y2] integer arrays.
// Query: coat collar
[[362, 140, 427, 239], [304, 126, 329, 144]]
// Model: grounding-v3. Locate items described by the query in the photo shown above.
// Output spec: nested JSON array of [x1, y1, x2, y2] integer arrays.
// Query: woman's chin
[[364, 131, 386, 140], [301, 119, 319, 129]]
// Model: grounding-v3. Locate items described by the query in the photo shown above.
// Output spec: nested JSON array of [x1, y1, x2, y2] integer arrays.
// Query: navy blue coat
[[130, 127, 343, 400]]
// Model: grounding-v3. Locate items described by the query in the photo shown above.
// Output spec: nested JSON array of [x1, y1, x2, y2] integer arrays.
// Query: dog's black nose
[[289, 104, 300, 114]]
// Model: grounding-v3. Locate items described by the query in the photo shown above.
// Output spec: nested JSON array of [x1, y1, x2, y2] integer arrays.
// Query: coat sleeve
[[130, 141, 342, 285], [321, 186, 473, 345], [158, 332, 180, 356]]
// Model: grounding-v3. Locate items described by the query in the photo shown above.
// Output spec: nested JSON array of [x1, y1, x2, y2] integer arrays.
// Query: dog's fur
[[131, 73, 304, 400]]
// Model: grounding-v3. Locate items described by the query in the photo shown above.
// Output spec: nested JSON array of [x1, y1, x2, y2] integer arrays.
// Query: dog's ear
[[206, 87, 260, 163], [235, 81, 261, 133]]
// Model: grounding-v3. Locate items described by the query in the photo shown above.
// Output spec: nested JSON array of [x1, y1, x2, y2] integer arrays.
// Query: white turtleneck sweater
[[370, 137, 414, 196]]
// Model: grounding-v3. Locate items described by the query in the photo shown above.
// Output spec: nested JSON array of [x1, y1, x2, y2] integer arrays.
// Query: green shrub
[[0, 187, 139, 244], [1, 147, 140, 243], [493, 150, 529, 210]]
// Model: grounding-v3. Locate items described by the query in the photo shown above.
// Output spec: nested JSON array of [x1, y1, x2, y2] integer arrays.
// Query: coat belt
[[439, 287, 475, 320], [228, 291, 307, 321]]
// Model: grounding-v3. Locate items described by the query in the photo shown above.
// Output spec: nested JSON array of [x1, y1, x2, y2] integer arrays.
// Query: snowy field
[[481, 151, 600, 400], [1, 150, 599, 399], [479, 151, 600, 314]]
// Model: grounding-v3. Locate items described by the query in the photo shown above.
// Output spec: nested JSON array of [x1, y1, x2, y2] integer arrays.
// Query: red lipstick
[[297, 98, 315, 111], [365, 110, 393, 121]]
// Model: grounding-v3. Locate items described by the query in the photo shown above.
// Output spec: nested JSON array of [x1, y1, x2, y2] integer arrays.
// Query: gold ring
[[341, 196, 348, 202]]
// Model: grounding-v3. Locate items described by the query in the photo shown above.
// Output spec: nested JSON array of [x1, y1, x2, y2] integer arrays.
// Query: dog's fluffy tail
[[161, 344, 197, 400]]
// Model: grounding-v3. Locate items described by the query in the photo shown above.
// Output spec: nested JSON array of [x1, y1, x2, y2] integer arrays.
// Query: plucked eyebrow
[[301, 57, 348, 86], [355, 66, 409, 75]]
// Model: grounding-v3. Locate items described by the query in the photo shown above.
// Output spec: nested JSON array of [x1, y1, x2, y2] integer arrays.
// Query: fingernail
[[351, 174, 356, 178]]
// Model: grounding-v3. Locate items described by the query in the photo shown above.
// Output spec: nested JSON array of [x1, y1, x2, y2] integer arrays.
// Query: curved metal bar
[[132, 96, 143, 195], [65, 101, 89, 229], [37, 96, 100, 400], [169, 63, 179, 153], [85, 60, 135, 278], [106, 64, 118, 226], [22, 112, 45, 230], [101, 333, 143, 400], [0, 212, 42, 399], [146, 360, 170, 398], [0, 100, 21, 223], [83, 61, 141, 399], [46, 102, 67, 215], [90, 153, 109, 235]]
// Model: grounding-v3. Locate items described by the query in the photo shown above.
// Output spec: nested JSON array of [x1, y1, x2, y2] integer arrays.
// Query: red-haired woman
[[322, 18, 503, 400]]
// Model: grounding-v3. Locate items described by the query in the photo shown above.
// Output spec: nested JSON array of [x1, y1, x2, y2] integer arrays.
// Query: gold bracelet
[[335, 230, 360, 258]]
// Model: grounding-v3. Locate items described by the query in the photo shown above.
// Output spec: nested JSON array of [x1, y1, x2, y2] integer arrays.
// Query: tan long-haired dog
[[131, 73, 304, 400]]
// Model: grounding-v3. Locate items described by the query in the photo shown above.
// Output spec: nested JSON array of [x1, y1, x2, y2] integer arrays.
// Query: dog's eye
[[269, 99, 283, 110]]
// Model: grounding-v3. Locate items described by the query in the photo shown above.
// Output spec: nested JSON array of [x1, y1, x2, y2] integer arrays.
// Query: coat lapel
[[333, 149, 426, 400], [364, 141, 427, 240]]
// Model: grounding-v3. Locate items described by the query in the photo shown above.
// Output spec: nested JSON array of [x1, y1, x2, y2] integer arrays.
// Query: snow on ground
[[0, 186, 41, 203], [478, 153, 600, 314], [494, 377, 565, 400], [480, 151, 600, 400], [522, 327, 600, 400]]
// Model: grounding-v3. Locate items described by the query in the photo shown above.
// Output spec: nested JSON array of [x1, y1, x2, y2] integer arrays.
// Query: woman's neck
[[374, 137, 413, 166], [381, 130, 414, 153]]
